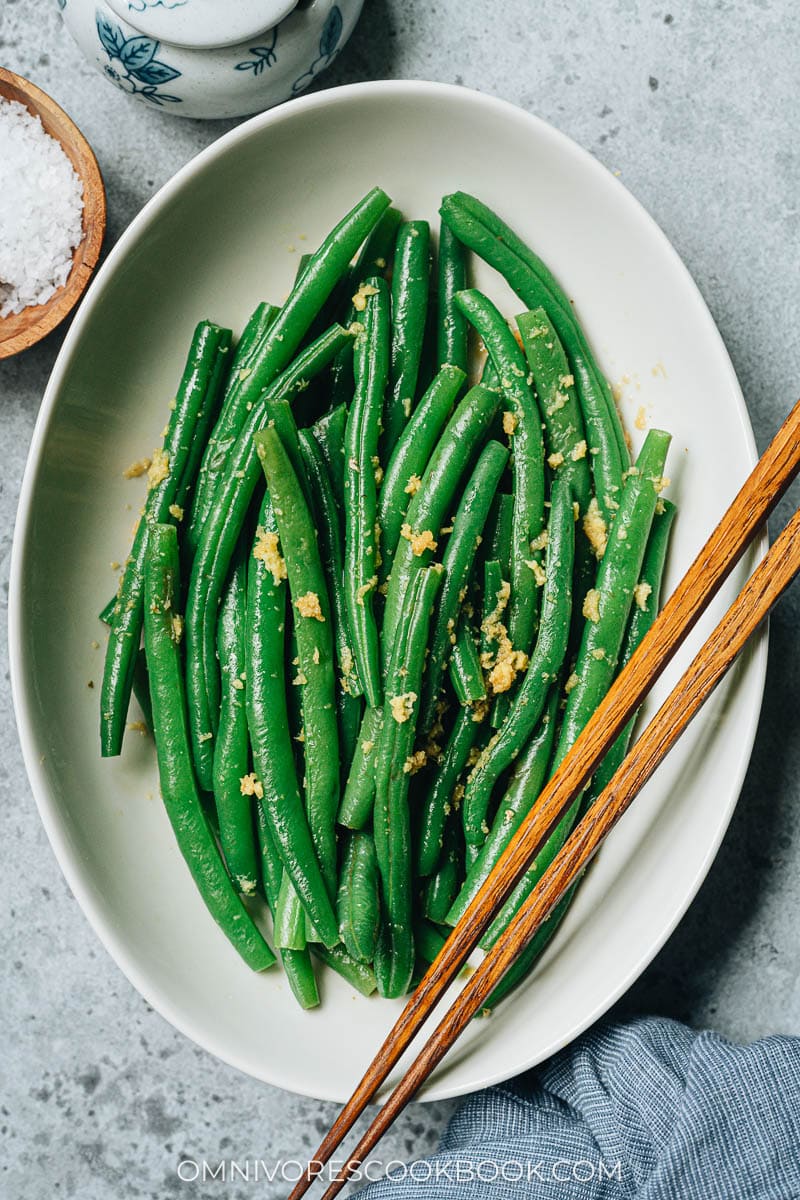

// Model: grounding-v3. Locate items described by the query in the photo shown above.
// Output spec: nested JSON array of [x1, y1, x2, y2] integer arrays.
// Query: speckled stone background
[[1, 1, 799, 1196]]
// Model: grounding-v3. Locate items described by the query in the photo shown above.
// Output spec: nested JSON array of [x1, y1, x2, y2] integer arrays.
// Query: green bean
[[381, 382, 502, 657], [101, 321, 231, 757], [142, 523, 275, 971], [255, 426, 340, 900], [581, 498, 676, 811], [415, 702, 485, 878], [423, 816, 463, 925], [384, 221, 431, 453], [244, 493, 339, 948], [185, 302, 278, 555], [443, 192, 628, 464], [481, 357, 500, 388], [98, 603, 153, 732], [299, 429, 364, 756], [274, 873, 307, 950], [182, 186, 391, 777], [414, 919, 449, 965], [374, 566, 443, 998], [212, 554, 259, 896], [378, 364, 466, 581], [447, 686, 559, 925], [336, 831, 380, 964], [517, 309, 591, 508], [449, 611, 486, 705], [462, 472, 575, 845], [186, 323, 352, 791], [481, 889, 574, 1010], [441, 193, 626, 515], [254, 805, 285, 924], [484, 429, 671, 944], [419, 439, 508, 732], [329, 206, 402, 411], [343, 276, 390, 708], [313, 943, 377, 997], [455, 290, 546, 663], [437, 220, 469, 373], [338, 705, 382, 830], [281, 948, 320, 1009], [484, 503, 677, 1002], [311, 402, 348, 514]]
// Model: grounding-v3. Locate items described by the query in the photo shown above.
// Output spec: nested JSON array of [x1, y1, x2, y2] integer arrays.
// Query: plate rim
[[8, 78, 769, 1103]]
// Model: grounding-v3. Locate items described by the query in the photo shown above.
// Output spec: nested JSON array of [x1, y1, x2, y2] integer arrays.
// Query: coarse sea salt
[[0, 98, 84, 317]]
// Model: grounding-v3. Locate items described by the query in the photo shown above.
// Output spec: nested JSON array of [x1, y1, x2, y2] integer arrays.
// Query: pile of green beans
[[99, 188, 676, 1010]]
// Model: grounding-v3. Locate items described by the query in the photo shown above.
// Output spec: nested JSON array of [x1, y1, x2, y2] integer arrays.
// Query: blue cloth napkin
[[358, 1017, 800, 1199]]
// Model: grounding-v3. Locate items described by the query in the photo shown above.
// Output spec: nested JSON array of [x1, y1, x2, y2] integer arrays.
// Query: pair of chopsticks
[[291, 398, 800, 1200]]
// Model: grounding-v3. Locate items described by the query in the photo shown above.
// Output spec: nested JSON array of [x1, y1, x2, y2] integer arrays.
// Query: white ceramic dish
[[10, 81, 766, 1104]]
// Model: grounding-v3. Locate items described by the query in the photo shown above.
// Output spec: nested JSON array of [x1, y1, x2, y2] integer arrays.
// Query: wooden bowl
[[0, 68, 106, 359]]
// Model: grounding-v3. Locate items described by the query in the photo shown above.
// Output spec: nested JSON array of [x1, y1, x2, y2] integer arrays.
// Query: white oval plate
[[10, 81, 766, 1104]]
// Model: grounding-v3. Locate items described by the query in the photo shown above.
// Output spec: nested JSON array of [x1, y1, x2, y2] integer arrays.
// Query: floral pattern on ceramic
[[234, 30, 278, 77], [127, 0, 187, 11], [291, 5, 342, 94], [56, 0, 364, 119], [96, 13, 182, 105]]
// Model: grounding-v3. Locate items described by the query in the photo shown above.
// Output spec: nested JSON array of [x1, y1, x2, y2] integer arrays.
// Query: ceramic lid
[[105, 0, 299, 51]]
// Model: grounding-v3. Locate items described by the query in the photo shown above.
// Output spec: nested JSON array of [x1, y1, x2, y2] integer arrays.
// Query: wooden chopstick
[[318, 500, 800, 1199], [290, 398, 800, 1200]]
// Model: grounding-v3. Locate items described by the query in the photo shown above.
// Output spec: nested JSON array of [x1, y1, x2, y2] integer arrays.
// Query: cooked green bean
[[212, 554, 259, 896], [281, 948, 320, 1009], [437, 220, 469, 374], [384, 220, 431, 453], [462, 471, 575, 845], [455, 289, 546, 664], [312, 943, 378, 997], [255, 425, 340, 900], [182, 187, 391, 782], [101, 321, 231, 757], [244, 493, 339, 948], [381, 382, 502, 657], [423, 816, 463, 925], [447, 685, 559, 925], [298, 428, 364, 762], [415, 702, 485, 878], [484, 501, 677, 1002], [414, 918, 449, 965], [274, 873, 307, 950], [186, 322, 352, 791], [336, 831, 380, 964], [142, 523, 275, 971], [441, 192, 627, 515], [185, 302, 278, 555], [581, 498, 676, 811], [483, 429, 671, 944], [343, 276, 390, 708], [338, 705, 383, 830], [449, 611, 486, 705], [374, 566, 443, 998], [311, 402, 348, 514], [378, 364, 466, 581], [419, 439, 508, 732], [329, 206, 402, 411]]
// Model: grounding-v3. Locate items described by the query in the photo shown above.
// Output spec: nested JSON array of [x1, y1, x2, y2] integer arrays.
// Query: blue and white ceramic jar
[[56, 0, 364, 119]]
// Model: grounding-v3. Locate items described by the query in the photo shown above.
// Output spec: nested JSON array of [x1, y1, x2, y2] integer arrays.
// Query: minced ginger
[[389, 691, 417, 723], [253, 526, 287, 586], [240, 773, 264, 800], [296, 591, 325, 621], [583, 497, 608, 558], [400, 523, 437, 556]]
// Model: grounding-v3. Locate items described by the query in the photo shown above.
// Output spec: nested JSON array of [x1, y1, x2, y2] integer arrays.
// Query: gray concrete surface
[[1, 0, 799, 1196]]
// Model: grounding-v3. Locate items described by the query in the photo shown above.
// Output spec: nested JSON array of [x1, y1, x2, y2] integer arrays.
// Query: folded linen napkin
[[357, 1017, 800, 1199]]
